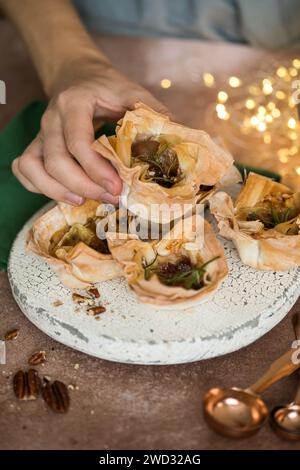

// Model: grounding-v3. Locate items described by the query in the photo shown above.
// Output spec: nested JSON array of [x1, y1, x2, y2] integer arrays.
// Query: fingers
[[13, 136, 84, 205], [12, 158, 40, 193], [13, 73, 169, 208], [13, 136, 119, 205], [42, 115, 117, 201], [60, 99, 123, 196]]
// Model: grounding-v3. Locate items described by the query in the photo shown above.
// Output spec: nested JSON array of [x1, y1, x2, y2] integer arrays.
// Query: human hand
[[12, 58, 169, 205]]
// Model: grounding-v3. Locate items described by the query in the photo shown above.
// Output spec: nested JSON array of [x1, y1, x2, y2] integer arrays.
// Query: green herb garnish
[[143, 255, 219, 290], [143, 253, 158, 280], [246, 205, 292, 229], [131, 139, 183, 188]]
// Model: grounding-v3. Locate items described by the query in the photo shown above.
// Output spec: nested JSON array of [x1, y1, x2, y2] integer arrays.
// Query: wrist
[[45, 49, 112, 97]]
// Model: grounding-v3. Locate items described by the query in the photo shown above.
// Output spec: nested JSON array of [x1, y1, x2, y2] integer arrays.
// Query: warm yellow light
[[277, 147, 289, 157], [217, 91, 228, 103], [277, 66, 288, 78], [292, 59, 300, 69], [263, 78, 272, 85], [265, 114, 273, 123], [262, 82, 273, 95], [216, 103, 226, 112], [229, 76, 241, 88], [275, 90, 286, 100], [267, 101, 276, 110], [263, 133, 272, 144], [278, 148, 289, 159], [279, 155, 289, 163], [289, 96, 296, 108], [289, 67, 298, 77], [160, 78, 172, 89], [245, 99, 255, 110], [295, 166, 300, 175], [216, 104, 229, 120], [288, 117, 297, 129], [203, 72, 215, 87], [258, 106, 266, 115], [250, 116, 259, 127], [217, 110, 230, 120], [257, 122, 267, 132], [288, 130, 298, 141], [271, 108, 281, 118], [289, 145, 299, 155]]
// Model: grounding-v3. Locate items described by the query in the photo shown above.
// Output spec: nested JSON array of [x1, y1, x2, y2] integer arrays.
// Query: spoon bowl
[[270, 403, 300, 440], [203, 387, 269, 438], [269, 312, 300, 440], [203, 346, 300, 438]]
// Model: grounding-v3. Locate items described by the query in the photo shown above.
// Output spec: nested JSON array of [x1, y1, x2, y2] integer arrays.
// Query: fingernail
[[101, 192, 119, 205], [65, 192, 84, 206], [102, 179, 117, 195]]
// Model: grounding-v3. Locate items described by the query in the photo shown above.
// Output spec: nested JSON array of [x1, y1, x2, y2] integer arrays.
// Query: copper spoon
[[270, 312, 300, 440], [203, 347, 300, 438]]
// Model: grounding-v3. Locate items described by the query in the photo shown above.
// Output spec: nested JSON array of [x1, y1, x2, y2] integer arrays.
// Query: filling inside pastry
[[142, 253, 219, 290], [131, 137, 183, 188], [198, 185, 214, 192], [237, 191, 300, 234], [196, 184, 215, 202], [49, 218, 110, 257]]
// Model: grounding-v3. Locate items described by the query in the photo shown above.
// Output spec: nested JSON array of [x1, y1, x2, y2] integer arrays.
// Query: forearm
[[0, 0, 110, 95]]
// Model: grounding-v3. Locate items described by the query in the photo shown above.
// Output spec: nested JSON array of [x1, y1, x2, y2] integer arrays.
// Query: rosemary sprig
[[145, 175, 183, 185], [132, 140, 182, 188], [158, 256, 219, 289], [247, 205, 292, 229], [143, 254, 158, 281]]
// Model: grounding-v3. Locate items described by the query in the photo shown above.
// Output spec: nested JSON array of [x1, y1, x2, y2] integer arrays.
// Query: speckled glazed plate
[[8, 203, 300, 365]]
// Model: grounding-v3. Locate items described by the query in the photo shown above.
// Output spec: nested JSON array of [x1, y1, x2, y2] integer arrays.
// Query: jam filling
[[143, 255, 219, 290], [131, 139, 182, 188]]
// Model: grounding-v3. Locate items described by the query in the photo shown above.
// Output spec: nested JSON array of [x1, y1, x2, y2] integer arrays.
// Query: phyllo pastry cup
[[93, 102, 233, 222], [27, 200, 123, 288], [106, 214, 228, 306], [210, 172, 300, 271]]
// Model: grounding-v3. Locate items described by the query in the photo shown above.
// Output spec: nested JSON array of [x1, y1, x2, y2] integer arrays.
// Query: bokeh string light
[[203, 58, 300, 189]]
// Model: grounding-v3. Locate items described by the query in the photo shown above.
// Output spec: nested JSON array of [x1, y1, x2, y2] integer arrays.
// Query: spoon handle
[[292, 311, 300, 406], [293, 311, 300, 341], [294, 381, 300, 406], [247, 349, 300, 395]]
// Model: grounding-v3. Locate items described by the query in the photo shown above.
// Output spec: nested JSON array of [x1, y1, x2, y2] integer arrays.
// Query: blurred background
[[1, 11, 300, 189]]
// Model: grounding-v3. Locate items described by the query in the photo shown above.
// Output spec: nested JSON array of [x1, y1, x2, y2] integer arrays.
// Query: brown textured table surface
[[1, 20, 300, 450]]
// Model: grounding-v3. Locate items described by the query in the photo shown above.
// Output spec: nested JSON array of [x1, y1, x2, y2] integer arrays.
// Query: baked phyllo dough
[[27, 200, 123, 288], [210, 173, 300, 271], [93, 102, 233, 222], [106, 214, 228, 306]]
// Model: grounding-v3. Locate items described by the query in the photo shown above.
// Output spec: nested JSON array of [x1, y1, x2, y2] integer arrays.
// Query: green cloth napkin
[[0, 100, 280, 271], [0, 101, 49, 270]]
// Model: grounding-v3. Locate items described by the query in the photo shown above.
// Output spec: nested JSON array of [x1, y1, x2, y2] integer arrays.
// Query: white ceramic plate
[[8, 203, 300, 365]]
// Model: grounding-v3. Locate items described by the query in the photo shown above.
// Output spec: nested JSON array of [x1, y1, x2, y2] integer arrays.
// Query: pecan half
[[28, 350, 46, 366], [72, 293, 91, 304], [4, 328, 19, 341], [88, 287, 100, 298], [42, 380, 70, 413], [13, 369, 41, 400], [87, 306, 106, 315]]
